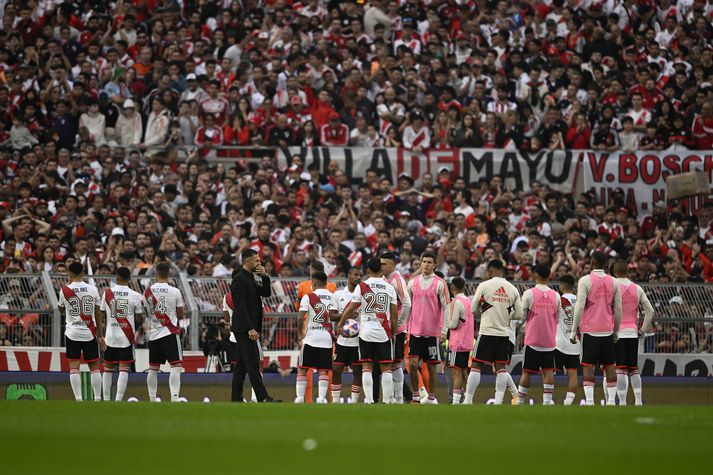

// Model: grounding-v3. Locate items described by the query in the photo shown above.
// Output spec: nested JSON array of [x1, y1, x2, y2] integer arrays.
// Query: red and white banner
[[0, 347, 300, 373], [582, 151, 713, 216]]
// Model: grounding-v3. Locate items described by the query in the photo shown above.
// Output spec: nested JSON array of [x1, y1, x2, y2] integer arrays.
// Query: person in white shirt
[[612, 260, 654, 406], [463, 260, 523, 405], [555, 275, 580, 406], [113, 99, 142, 147], [144, 98, 170, 149], [331, 267, 364, 404], [401, 111, 430, 151], [57, 262, 104, 401], [100, 267, 144, 401], [144, 262, 185, 402]]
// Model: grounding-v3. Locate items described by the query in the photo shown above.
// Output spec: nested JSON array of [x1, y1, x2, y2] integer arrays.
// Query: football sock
[[69, 369, 82, 401], [318, 374, 329, 401], [102, 371, 113, 401], [381, 370, 393, 403], [350, 385, 360, 403], [584, 380, 594, 405], [494, 370, 508, 405], [452, 389, 462, 404], [630, 371, 643, 405], [616, 370, 629, 405], [169, 366, 181, 402], [564, 392, 576, 406], [507, 372, 518, 396], [331, 384, 342, 403], [91, 370, 102, 401], [147, 368, 158, 401], [607, 380, 617, 405], [251, 387, 257, 403], [363, 370, 374, 403], [543, 384, 554, 405], [517, 385, 528, 405], [116, 369, 129, 401], [295, 375, 307, 402], [392, 365, 404, 403], [463, 368, 481, 404]]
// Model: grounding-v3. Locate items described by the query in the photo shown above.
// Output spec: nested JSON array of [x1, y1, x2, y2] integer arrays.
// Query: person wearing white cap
[[113, 98, 143, 147], [180, 73, 208, 104]]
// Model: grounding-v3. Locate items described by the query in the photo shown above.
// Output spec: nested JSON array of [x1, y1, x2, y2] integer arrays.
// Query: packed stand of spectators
[[1, 0, 713, 351]]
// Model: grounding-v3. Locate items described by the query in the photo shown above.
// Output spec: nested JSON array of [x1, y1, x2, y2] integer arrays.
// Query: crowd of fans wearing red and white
[[1, 1, 713, 350]]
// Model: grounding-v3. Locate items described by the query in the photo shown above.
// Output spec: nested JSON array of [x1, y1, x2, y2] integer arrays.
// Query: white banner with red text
[[278, 147, 579, 194], [582, 150, 713, 216]]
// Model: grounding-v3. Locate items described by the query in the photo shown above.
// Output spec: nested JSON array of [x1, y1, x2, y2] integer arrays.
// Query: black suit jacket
[[230, 268, 271, 334]]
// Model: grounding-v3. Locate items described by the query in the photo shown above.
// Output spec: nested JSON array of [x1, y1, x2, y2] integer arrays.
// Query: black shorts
[[615, 338, 639, 369], [299, 344, 333, 370], [393, 333, 407, 362], [104, 345, 135, 364], [581, 334, 615, 367], [473, 335, 510, 365], [66, 337, 99, 362], [448, 350, 470, 369], [555, 349, 580, 371], [148, 334, 183, 365], [523, 346, 556, 373], [333, 343, 361, 367], [408, 335, 441, 363], [358, 339, 393, 364]]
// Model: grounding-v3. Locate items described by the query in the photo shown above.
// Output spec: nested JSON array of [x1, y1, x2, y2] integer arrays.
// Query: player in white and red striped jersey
[[331, 267, 364, 404], [555, 275, 580, 406], [57, 262, 104, 401], [100, 267, 144, 401], [380, 252, 411, 404], [144, 262, 185, 402], [295, 272, 337, 404], [199, 80, 231, 126]]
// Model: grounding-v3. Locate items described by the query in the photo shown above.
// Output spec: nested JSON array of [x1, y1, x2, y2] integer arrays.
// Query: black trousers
[[231, 332, 269, 402]]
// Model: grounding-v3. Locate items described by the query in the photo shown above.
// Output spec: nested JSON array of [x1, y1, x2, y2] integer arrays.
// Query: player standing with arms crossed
[[100, 267, 144, 401], [58, 262, 104, 401], [441, 277, 473, 404], [331, 267, 364, 404], [555, 275, 580, 406], [381, 252, 412, 404], [463, 260, 523, 405], [407, 252, 449, 404], [569, 252, 622, 406], [612, 260, 654, 405], [144, 262, 185, 402], [517, 266, 561, 405], [338, 258, 397, 404]]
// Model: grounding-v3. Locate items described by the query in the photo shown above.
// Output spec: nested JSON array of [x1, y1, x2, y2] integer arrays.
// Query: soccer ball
[[341, 318, 360, 338]]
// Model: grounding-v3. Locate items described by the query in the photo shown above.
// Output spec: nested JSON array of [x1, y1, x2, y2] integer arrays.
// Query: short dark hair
[[591, 251, 607, 268], [68, 262, 84, 276], [421, 251, 437, 262], [310, 260, 325, 272], [156, 262, 170, 278], [559, 274, 575, 289], [380, 252, 396, 261], [241, 248, 258, 261], [116, 267, 131, 281], [613, 260, 628, 276], [367, 257, 382, 274], [487, 259, 504, 271], [451, 276, 465, 291], [312, 272, 328, 284], [534, 265, 551, 280]]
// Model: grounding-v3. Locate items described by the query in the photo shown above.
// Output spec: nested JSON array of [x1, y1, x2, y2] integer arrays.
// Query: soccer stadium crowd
[[1, 3, 713, 286]]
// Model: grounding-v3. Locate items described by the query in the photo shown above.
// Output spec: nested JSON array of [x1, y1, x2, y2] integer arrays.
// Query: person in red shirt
[[565, 113, 592, 149], [319, 112, 349, 146], [691, 101, 713, 150]]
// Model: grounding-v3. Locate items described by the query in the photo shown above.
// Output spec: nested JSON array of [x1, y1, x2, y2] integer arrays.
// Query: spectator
[[112, 99, 143, 147]]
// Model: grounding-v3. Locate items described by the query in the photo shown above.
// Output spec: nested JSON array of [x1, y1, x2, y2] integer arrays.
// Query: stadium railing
[[2, 273, 710, 354]]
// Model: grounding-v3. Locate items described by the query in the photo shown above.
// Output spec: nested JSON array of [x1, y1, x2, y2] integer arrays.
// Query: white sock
[[147, 369, 158, 401], [543, 384, 554, 404], [630, 372, 643, 405], [517, 385, 528, 405], [584, 382, 594, 405], [506, 373, 517, 396], [70, 370, 82, 401], [564, 392, 576, 406], [607, 381, 617, 405], [116, 370, 128, 401], [331, 384, 342, 403], [350, 385, 360, 403], [453, 389, 462, 404], [494, 371, 508, 405], [169, 367, 181, 401], [616, 371, 629, 405], [392, 366, 404, 402], [318, 375, 329, 401], [91, 370, 102, 401], [363, 370, 374, 403], [463, 369, 481, 404], [381, 371, 393, 403], [295, 375, 307, 402], [102, 371, 113, 401], [251, 387, 257, 403]]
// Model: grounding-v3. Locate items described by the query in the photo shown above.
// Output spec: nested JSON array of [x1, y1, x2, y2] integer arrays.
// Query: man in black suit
[[229, 249, 275, 402]]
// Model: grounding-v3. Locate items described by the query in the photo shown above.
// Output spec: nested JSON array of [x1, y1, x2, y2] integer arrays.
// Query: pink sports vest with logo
[[580, 273, 615, 333], [387, 272, 406, 334], [448, 295, 474, 352], [619, 282, 639, 332], [409, 275, 442, 337], [524, 287, 558, 349]]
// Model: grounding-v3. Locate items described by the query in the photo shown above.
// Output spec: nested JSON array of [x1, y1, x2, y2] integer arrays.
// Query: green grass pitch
[[1, 402, 710, 474]]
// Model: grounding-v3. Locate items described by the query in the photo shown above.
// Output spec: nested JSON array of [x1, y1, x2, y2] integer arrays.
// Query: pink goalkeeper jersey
[[619, 281, 639, 332], [409, 275, 444, 337], [523, 286, 559, 350], [448, 295, 474, 352], [580, 273, 615, 334]]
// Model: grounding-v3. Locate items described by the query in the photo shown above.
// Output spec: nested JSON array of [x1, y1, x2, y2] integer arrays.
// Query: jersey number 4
[[150, 295, 167, 314], [364, 292, 389, 314]]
